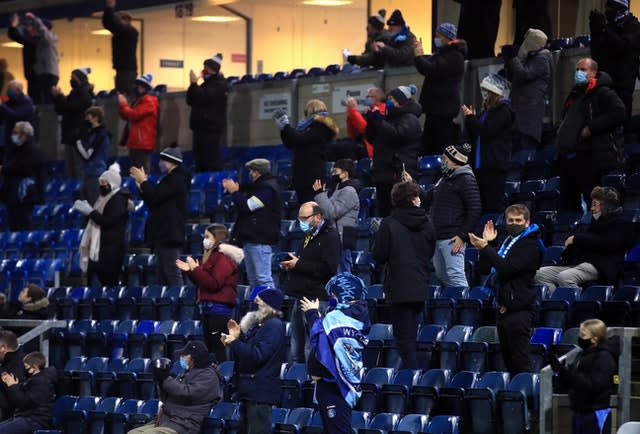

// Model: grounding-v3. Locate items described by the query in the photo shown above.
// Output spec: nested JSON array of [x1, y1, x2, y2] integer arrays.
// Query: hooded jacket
[[415, 39, 467, 117], [102, 6, 139, 72], [15, 298, 50, 320], [188, 243, 244, 307], [464, 99, 514, 171], [422, 165, 482, 242], [53, 81, 93, 145], [119, 92, 159, 151], [366, 99, 422, 184], [9, 367, 57, 428], [373, 207, 436, 303], [187, 73, 229, 132], [314, 179, 360, 248], [79, 125, 111, 178], [281, 114, 339, 203]]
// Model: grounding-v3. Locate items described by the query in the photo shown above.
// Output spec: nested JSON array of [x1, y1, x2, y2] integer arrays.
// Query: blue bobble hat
[[389, 84, 417, 105], [325, 273, 367, 305], [135, 72, 153, 89], [436, 22, 457, 40]]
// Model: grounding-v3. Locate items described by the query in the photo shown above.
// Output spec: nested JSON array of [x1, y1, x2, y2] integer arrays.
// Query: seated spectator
[[0, 351, 57, 433], [535, 186, 630, 294], [0, 331, 26, 421], [345, 87, 386, 159], [14, 284, 49, 320], [371, 9, 416, 67], [345, 9, 391, 69]]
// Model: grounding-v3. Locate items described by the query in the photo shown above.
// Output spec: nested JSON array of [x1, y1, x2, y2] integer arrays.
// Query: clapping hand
[[189, 69, 198, 84], [272, 108, 290, 130], [222, 178, 239, 194], [483, 220, 498, 242], [73, 199, 93, 216], [10, 13, 19, 28], [221, 319, 240, 345], [300, 297, 320, 312], [129, 166, 147, 185], [117, 93, 127, 105], [414, 37, 424, 56], [468, 233, 488, 249], [461, 104, 476, 116], [1, 372, 17, 386], [312, 179, 325, 192]]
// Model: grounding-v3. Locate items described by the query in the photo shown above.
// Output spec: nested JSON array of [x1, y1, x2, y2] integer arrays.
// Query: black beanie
[[182, 341, 210, 368], [204, 53, 223, 72], [386, 9, 405, 26], [368, 9, 386, 31]]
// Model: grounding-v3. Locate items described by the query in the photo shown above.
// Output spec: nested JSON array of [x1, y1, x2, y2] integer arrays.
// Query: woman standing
[[176, 224, 244, 362]]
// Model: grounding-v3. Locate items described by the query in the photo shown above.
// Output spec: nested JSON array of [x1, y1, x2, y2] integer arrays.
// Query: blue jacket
[[80, 125, 110, 178], [230, 316, 285, 404], [0, 94, 35, 146]]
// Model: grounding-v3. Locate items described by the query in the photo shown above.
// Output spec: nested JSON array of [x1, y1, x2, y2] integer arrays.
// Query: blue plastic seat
[[465, 371, 511, 434], [497, 373, 540, 434], [416, 324, 446, 371], [87, 396, 121, 434], [437, 370, 479, 417], [390, 413, 429, 434], [62, 395, 100, 432], [201, 402, 240, 434], [280, 362, 308, 409], [363, 323, 393, 369], [381, 369, 421, 414], [436, 325, 474, 371], [425, 415, 460, 434], [358, 367, 394, 413], [274, 407, 314, 433], [408, 368, 450, 415], [358, 412, 400, 434], [105, 398, 141, 434]]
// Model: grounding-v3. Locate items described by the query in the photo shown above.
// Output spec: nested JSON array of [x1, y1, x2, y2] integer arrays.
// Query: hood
[[336, 300, 371, 333], [390, 206, 431, 230], [518, 28, 548, 59], [387, 99, 422, 118], [450, 164, 476, 179], [22, 298, 49, 312], [218, 243, 245, 265], [337, 178, 363, 193], [314, 114, 340, 137], [93, 125, 112, 138], [593, 71, 614, 88], [579, 71, 614, 95]]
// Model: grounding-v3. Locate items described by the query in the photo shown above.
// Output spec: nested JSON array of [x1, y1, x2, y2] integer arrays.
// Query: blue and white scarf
[[297, 111, 328, 131]]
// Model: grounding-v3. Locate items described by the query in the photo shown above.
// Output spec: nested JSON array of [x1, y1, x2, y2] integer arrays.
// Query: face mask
[[577, 337, 593, 350], [135, 87, 147, 97], [505, 224, 526, 237], [575, 70, 588, 85], [386, 99, 395, 109], [299, 219, 313, 233], [201, 69, 211, 80], [11, 134, 21, 146], [159, 161, 169, 173], [331, 174, 342, 185], [440, 160, 454, 177], [203, 238, 214, 250], [179, 356, 189, 370], [24, 369, 33, 378], [70, 80, 79, 89], [480, 89, 489, 100], [434, 37, 444, 48], [592, 212, 602, 221], [6, 90, 17, 98], [99, 184, 111, 196], [605, 9, 621, 22], [362, 97, 373, 107]]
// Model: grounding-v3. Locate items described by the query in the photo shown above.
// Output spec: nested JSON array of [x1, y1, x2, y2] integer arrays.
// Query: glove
[[73, 199, 93, 216], [272, 108, 290, 130], [500, 44, 517, 61], [548, 353, 567, 373], [153, 365, 171, 384], [589, 9, 606, 31], [346, 55, 357, 65]]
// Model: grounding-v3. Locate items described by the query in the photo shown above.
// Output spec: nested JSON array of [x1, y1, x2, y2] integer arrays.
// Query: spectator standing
[[118, 73, 159, 174], [0, 331, 26, 421], [0, 351, 57, 433], [280, 202, 341, 363], [187, 53, 229, 172], [76, 106, 111, 205], [345, 87, 386, 159], [469, 204, 544, 375], [462, 73, 514, 214], [0, 81, 35, 161], [513, 0, 552, 46], [414, 23, 467, 156], [503, 28, 552, 151], [423, 144, 481, 287], [313, 159, 360, 273], [177, 224, 244, 362], [134, 341, 221, 434], [274, 100, 338, 203], [73, 162, 131, 288], [370, 9, 416, 67], [373, 182, 435, 369], [103, 0, 139, 95], [300, 274, 370, 434], [536, 187, 629, 294], [7, 14, 36, 100], [345, 9, 391, 69], [222, 287, 286, 434], [131, 146, 190, 286], [550, 319, 617, 434], [223, 159, 282, 290], [52, 67, 93, 180], [454, 0, 501, 59], [24, 12, 59, 105], [0, 60, 15, 96], [590, 0, 640, 120], [556, 58, 625, 212], [0, 121, 44, 231], [365, 85, 422, 217]]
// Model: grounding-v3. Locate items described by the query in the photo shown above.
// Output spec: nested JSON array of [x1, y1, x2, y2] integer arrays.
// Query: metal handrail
[[0, 319, 67, 365]]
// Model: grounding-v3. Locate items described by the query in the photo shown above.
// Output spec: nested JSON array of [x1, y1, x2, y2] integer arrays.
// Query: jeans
[[127, 423, 178, 434], [243, 243, 275, 289], [155, 244, 184, 286], [432, 239, 468, 287], [290, 299, 328, 363], [238, 400, 272, 434], [0, 416, 43, 434], [572, 409, 611, 434], [535, 263, 599, 295], [338, 249, 353, 274]]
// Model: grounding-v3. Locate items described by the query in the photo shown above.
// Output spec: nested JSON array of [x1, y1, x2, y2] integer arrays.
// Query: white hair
[[14, 121, 34, 137]]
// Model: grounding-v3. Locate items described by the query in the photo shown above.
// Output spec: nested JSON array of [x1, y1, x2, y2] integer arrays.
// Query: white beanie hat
[[480, 73, 511, 97], [99, 162, 122, 190], [135, 72, 154, 89]]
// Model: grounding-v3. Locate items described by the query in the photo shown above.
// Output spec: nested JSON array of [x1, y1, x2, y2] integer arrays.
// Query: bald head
[[298, 201, 323, 232]]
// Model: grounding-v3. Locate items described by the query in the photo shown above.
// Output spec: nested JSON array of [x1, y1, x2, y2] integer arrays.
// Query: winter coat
[[477, 227, 544, 312], [373, 207, 436, 304], [505, 49, 552, 142], [230, 316, 286, 404], [7, 27, 36, 81], [15, 298, 50, 320], [347, 102, 386, 159], [188, 243, 244, 307], [455, 0, 501, 59], [556, 72, 625, 173], [314, 179, 360, 249], [187, 74, 229, 132], [281, 115, 338, 203], [513, 0, 553, 46], [231, 174, 282, 246], [464, 99, 514, 171], [0, 94, 35, 146], [422, 165, 482, 241], [283, 221, 341, 300], [79, 125, 111, 178], [141, 165, 190, 247], [0, 137, 45, 206], [366, 100, 422, 184], [0, 347, 26, 415], [590, 12, 640, 95], [377, 26, 417, 67], [86, 190, 130, 275], [31, 16, 59, 77], [53, 82, 93, 145], [560, 209, 631, 284], [415, 39, 467, 117], [8, 367, 57, 428], [119, 93, 159, 151], [102, 6, 139, 71], [349, 30, 393, 68], [158, 366, 222, 434]]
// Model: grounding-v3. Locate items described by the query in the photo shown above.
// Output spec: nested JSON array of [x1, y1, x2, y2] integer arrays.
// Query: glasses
[[298, 212, 318, 221]]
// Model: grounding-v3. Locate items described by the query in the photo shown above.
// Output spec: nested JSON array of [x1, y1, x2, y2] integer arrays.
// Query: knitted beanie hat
[[204, 53, 223, 71], [135, 73, 153, 89], [389, 84, 417, 105], [325, 273, 367, 305], [99, 162, 121, 190], [518, 29, 548, 59], [480, 73, 511, 97], [72, 67, 91, 82], [444, 143, 472, 166], [368, 9, 386, 30], [436, 22, 457, 40], [386, 9, 405, 26], [256, 287, 284, 311]]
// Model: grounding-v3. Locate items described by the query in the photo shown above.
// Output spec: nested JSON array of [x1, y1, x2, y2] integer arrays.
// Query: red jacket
[[188, 244, 244, 306], [119, 93, 159, 151], [346, 102, 386, 159]]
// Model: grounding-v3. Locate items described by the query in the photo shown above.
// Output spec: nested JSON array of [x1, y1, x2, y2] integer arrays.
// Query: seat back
[[426, 415, 460, 434]]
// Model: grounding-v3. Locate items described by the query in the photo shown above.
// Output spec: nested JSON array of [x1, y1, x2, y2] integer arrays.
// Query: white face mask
[[203, 238, 214, 250]]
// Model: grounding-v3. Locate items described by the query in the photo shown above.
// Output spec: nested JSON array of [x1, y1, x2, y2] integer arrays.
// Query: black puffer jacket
[[464, 100, 514, 171], [53, 81, 93, 145], [366, 99, 422, 184], [9, 367, 57, 428], [556, 72, 625, 173], [478, 226, 544, 311], [87, 190, 131, 275], [0, 348, 26, 416], [373, 207, 436, 303], [187, 73, 229, 132], [415, 39, 467, 117], [422, 165, 482, 242], [141, 165, 190, 247]]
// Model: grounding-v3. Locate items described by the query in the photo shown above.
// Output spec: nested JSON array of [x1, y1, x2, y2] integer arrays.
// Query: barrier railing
[[0, 319, 67, 365]]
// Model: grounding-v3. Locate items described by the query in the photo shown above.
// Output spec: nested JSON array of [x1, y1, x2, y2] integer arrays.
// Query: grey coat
[[505, 49, 552, 142], [314, 182, 359, 243], [159, 366, 222, 434], [32, 17, 59, 77]]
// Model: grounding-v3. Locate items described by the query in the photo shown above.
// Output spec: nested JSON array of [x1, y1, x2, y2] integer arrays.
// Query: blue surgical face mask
[[11, 134, 21, 145], [299, 219, 313, 233], [159, 161, 169, 173], [434, 37, 444, 48], [362, 97, 373, 107], [6, 90, 17, 98], [575, 70, 588, 85], [179, 356, 188, 370], [386, 99, 395, 109]]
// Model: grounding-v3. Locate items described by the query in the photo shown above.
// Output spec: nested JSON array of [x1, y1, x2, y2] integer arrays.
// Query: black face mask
[[100, 185, 112, 196], [70, 80, 79, 89], [331, 175, 342, 185], [577, 337, 593, 350], [605, 8, 620, 22], [135, 87, 147, 97]]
